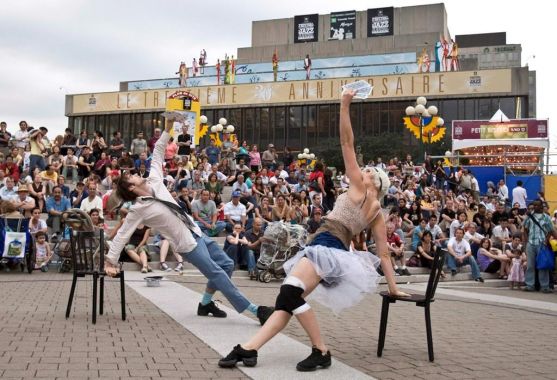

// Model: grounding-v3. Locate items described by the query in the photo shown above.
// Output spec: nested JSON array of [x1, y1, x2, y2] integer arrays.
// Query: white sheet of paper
[[341, 80, 373, 99]]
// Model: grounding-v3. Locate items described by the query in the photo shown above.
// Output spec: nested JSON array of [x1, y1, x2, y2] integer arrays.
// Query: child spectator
[[507, 248, 526, 289], [34, 231, 53, 272]]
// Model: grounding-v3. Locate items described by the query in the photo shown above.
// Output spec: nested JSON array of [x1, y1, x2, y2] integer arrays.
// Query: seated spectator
[[224, 223, 256, 277], [413, 231, 443, 275], [48, 145, 63, 174], [134, 151, 151, 171], [61, 147, 79, 182], [0, 177, 18, 200], [271, 193, 291, 222], [29, 207, 47, 236], [80, 182, 103, 217], [70, 181, 88, 208], [192, 189, 226, 237], [306, 207, 324, 234], [34, 231, 53, 272], [89, 208, 108, 230], [410, 218, 427, 251], [39, 165, 59, 194], [231, 174, 250, 198], [156, 234, 184, 272], [308, 193, 329, 216], [492, 219, 511, 250], [477, 237, 509, 278], [245, 217, 264, 263], [0, 155, 20, 183], [93, 151, 112, 177], [46, 186, 71, 240], [449, 211, 468, 239], [255, 196, 273, 224], [10, 186, 35, 217], [386, 222, 410, 276], [224, 190, 247, 232], [464, 222, 484, 259], [289, 193, 308, 225], [205, 173, 223, 195], [446, 227, 484, 282], [117, 151, 135, 172], [77, 146, 95, 179], [187, 170, 205, 194]]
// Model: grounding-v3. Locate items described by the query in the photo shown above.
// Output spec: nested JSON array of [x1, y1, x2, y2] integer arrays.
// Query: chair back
[[70, 229, 104, 274], [424, 247, 446, 302]]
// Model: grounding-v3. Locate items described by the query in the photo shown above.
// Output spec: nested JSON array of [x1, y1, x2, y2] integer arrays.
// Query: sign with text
[[452, 119, 548, 140], [294, 14, 319, 43], [329, 11, 356, 40], [367, 7, 394, 37]]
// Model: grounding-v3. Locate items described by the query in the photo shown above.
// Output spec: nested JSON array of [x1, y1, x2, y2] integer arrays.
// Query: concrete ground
[[1, 268, 556, 380]]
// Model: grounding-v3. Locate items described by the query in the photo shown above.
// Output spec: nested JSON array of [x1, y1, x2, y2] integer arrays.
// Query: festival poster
[[294, 14, 319, 43], [367, 7, 394, 37], [329, 11, 356, 40]]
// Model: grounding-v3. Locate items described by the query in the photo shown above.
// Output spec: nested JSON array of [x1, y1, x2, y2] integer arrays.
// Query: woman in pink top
[[249, 144, 261, 173], [164, 137, 178, 161]]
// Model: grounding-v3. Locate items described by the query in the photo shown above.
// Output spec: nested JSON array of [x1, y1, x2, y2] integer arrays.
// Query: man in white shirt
[[492, 219, 511, 249], [224, 190, 247, 232], [80, 183, 104, 217], [0, 177, 18, 200], [10, 187, 35, 217], [13, 121, 29, 153], [463, 222, 484, 258], [446, 227, 483, 282], [105, 116, 273, 324], [497, 179, 509, 205], [511, 180, 528, 214], [449, 211, 467, 239]]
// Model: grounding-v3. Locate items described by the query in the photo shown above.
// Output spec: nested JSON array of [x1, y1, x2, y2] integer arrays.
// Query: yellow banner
[[68, 69, 512, 115]]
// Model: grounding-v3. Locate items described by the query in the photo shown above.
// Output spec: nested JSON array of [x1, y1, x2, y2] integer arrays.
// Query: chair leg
[[92, 272, 98, 325], [425, 304, 434, 362], [377, 297, 391, 357], [99, 276, 104, 315], [120, 271, 126, 321], [65, 274, 78, 319]]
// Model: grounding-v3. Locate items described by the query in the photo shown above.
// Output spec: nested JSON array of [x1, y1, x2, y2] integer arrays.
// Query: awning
[[453, 138, 549, 151]]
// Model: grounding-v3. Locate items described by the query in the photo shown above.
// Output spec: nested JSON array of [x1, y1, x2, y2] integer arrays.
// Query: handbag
[[536, 244, 555, 270], [407, 254, 421, 267], [2, 218, 27, 259]]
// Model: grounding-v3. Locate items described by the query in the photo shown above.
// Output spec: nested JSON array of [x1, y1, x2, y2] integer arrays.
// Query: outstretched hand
[[389, 289, 411, 298], [341, 89, 356, 105]]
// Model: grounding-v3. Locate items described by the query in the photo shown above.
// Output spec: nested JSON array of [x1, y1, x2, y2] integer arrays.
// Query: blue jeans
[[446, 254, 481, 279], [30, 154, 46, 174], [195, 221, 226, 237], [182, 235, 250, 313], [525, 243, 550, 290]]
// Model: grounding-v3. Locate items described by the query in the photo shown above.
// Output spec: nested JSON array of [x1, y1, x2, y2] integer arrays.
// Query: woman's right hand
[[341, 89, 356, 105], [389, 289, 411, 297]]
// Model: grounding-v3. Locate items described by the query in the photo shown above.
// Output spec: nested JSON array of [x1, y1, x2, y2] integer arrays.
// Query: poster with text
[[294, 14, 319, 43], [329, 11, 356, 40], [367, 7, 394, 37]]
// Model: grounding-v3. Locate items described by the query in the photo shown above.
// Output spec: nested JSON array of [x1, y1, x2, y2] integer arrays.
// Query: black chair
[[377, 248, 446, 362], [65, 229, 126, 324]]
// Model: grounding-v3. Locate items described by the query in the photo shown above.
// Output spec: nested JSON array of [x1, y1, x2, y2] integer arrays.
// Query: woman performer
[[219, 89, 409, 371]]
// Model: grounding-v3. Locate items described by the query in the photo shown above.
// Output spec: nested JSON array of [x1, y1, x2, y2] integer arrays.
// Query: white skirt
[[283, 245, 381, 315]]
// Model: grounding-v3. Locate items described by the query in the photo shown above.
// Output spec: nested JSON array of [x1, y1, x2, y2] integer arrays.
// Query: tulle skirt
[[283, 244, 381, 315]]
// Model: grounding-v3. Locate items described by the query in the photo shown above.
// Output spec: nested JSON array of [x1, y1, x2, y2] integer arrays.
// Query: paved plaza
[[1, 268, 557, 380]]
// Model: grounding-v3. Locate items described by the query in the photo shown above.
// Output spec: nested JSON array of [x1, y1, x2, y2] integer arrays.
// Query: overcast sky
[[0, 0, 554, 149]]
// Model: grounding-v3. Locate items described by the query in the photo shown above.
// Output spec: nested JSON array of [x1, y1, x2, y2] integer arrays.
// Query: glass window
[[306, 105, 317, 146], [244, 108, 255, 144], [287, 106, 302, 149], [465, 99, 475, 119], [478, 98, 492, 119], [317, 105, 330, 140], [259, 107, 270, 146], [274, 107, 286, 148]]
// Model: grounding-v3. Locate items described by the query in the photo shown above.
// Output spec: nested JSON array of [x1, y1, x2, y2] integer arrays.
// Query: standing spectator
[[249, 145, 261, 173], [497, 179, 509, 206], [446, 227, 484, 282], [523, 199, 557, 293], [148, 128, 161, 154], [204, 139, 221, 165], [109, 131, 125, 158], [164, 137, 178, 162], [192, 189, 226, 237], [130, 131, 148, 159], [308, 161, 325, 199], [261, 144, 277, 170], [0, 121, 11, 157], [34, 231, 53, 271], [45, 186, 71, 239], [29, 128, 47, 174], [80, 183, 103, 217], [303, 54, 311, 80], [512, 181, 528, 214], [13, 120, 29, 154], [176, 125, 191, 158]]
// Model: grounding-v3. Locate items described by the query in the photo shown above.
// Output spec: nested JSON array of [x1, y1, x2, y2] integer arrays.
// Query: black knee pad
[[275, 284, 306, 315]]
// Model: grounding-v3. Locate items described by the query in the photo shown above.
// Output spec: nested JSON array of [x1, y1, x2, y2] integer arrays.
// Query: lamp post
[[405, 96, 442, 162], [210, 117, 235, 147]]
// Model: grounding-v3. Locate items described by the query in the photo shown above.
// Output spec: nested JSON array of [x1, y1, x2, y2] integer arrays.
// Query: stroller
[[55, 209, 97, 272], [256, 222, 308, 283]]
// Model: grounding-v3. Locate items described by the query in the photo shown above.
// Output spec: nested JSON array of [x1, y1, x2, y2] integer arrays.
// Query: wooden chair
[[65, 229, 126, 324], [377, 248, 446, 362]]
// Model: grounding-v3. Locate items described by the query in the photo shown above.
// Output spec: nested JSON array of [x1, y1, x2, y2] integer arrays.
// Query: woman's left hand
[[389, 290, 411, 297]]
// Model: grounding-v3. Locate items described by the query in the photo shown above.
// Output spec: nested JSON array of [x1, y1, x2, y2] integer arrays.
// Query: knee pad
[[275, 277, 311, 315]]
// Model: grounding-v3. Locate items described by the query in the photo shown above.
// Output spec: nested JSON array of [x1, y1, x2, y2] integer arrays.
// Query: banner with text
[[329, 11, 356, 40], [452, 119, 548, 140], [68, 69, 513, 115], [368, 7, 394, 37], [294, 14, 319, 43]]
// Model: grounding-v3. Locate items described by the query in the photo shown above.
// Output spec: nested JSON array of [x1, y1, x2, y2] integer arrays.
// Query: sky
[[0, 0, 554, 152]]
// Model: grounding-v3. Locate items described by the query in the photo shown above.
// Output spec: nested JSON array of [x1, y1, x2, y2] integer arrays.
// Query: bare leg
[[243, 258, 322, 351], [125, 249, 142, 268], [159, 239, 169, 263], [139, 251, 148, 269]]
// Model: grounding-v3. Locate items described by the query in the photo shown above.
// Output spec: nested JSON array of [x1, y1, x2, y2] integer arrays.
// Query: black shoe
[[402, 268, 411, 276], [197, 301, 227, 318], [218, 344, 258, 368], [475, 277, 484, 283], [256, 306, 274, 326], [296, 347, 332, 372], [395, 268, 403, 276], [451, 270, 457, 276]]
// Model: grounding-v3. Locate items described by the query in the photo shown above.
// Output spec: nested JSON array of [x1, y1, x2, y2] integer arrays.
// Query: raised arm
[[149, 119, 173, 180], [339, 90, 364, 193]]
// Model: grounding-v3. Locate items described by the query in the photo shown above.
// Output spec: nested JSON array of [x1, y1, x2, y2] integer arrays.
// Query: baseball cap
[[232, 190, 241, 197]]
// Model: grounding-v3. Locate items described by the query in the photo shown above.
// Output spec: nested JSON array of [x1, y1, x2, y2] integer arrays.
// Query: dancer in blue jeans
[[446, 227, 484, 282], [104, 114, 273, 325]]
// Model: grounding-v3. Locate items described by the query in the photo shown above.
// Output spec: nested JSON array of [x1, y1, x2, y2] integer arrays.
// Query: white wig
[[365, 167, 390, 200]]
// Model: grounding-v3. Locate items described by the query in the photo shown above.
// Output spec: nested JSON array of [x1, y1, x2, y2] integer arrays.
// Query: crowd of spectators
[[0, 120, 555, 292]]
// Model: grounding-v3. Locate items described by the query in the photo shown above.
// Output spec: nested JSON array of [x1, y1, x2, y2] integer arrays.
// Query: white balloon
[[303, 148, 310, 154], [199, 115, 208, 124], [427, 106, 438, 116], [210, 125, 218, 133], [216, 124, 223, 132], [436, 117, 444, 126], [219, 117, 227, 126], [422, 110, 430, 118], [417, 96, 427, 106], [297, 153, 303, 159], [405, 106, 416, 116], [226, 125, 235, 133], [415, 104, 426, 114], [445, 151, 452, 157], [309, 153, 315, 159]]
